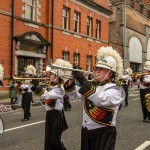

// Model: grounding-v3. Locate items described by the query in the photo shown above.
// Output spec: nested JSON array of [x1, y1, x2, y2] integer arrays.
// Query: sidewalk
[[0, 94, 41, 112], [0, 93, 40, 105]]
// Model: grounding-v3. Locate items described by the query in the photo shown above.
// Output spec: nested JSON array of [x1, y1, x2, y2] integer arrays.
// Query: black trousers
[[140, 89, 150, 120], [22, 92, 32, 119], [122, 84, 129, 105], [81, 126, 117, 150], [63, 99, 72, 110], [45, 110, 67, 150]]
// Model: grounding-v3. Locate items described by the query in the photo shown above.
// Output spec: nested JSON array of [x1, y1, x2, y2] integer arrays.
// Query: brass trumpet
[[49, 63, 95, 81], [131, 72, 150, 80], [13, 76, 50, 80]]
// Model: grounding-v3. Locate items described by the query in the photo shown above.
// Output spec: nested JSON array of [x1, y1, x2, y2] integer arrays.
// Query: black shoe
[[147, 120, 150, 123], [11, 106, 16, 110], [143, 119, 148, 122], [124, 105, 128, 107], [21, 118, 29, 122]]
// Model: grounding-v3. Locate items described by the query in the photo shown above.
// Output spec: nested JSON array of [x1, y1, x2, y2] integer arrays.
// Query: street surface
[[0, 90, 150, 150]]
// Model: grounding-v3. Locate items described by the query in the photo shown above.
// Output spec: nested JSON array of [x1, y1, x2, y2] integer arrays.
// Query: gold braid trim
[[38, 89, 45, 96], [84, 85, 96, 98]]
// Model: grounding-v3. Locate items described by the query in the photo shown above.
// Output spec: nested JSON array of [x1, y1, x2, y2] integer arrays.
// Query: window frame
[[74, 11, 80, 33], [73, 52, 80, 66], [26, 0, 38, 21], [63, 7, 70, 30], [87, 16, 93, 37], [95, 20, 101, 39], [62, 51, 69, 61], [86, 55, 92, 71]]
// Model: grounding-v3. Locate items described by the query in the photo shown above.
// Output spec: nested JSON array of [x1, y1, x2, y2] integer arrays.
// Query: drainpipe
[[11, 0, 14, 79], [51, 0, 54, 61], [123, 0, 126, 68]]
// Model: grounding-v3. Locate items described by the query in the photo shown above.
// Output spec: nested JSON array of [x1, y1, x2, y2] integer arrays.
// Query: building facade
[[109, 0, 150, 72], [0, 0, 112, 86]]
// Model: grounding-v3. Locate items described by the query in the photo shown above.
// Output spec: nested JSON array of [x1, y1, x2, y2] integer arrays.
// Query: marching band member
[[120, 68, 132, 107], [31, 59, 72, 150], [20, 65, 36, 122], [64, 46, 125, 150], [138, 61, 150, 123]]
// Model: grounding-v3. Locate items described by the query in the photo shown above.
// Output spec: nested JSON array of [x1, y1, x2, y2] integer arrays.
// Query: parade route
[[0, 90, 150, 150]]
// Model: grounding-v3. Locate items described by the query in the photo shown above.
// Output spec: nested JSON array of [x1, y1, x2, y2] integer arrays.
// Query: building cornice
[[71, 0, 112, 18]]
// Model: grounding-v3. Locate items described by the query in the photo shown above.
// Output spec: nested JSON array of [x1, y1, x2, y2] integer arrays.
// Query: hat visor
[[94, 64, 111, 70], [25, 71, 30, 74], [50, 70, 57, 75], [143, 67, 149, 71]]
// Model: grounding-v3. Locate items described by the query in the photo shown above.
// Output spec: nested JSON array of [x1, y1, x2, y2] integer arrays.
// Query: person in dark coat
[[9, 79, 18, 110]]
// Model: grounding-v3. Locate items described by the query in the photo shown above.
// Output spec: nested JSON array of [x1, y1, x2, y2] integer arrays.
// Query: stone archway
[[147, 38, 150, 61], [129, 37, 142, 72]]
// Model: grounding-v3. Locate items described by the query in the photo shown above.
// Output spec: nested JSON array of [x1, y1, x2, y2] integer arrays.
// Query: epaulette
[[115, 80, 121, 86], [34, 86, 45, 96]]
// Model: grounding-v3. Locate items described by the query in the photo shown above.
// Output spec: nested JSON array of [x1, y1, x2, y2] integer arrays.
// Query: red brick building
[[0, 0, 112, 87]]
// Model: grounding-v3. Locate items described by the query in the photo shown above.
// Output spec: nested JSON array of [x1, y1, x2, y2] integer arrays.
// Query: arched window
[[129, 37, 142, 72], [147, 38, 150, 60]]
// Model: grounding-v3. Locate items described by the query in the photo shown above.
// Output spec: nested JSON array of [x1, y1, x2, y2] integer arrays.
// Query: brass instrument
[[131, 72, 150, 80], [49, 62, 95, 81], [13, 76, 50, 80], [145, 93, 150, 112]]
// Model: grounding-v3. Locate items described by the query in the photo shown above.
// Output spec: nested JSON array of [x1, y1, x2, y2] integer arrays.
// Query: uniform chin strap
[[96, 70, 111, 82]]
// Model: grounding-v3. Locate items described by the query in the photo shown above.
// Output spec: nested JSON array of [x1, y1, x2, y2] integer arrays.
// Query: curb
[[0, 101, 42, 113]]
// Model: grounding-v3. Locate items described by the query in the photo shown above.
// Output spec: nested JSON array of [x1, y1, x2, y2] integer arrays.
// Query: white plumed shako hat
[[0, 64, 4, 80], [46, 66, 51, 72], [94, 46, 123, 78], [25, 65, 36, 75], [49, 59, 73, 81], [143, 61, 150, 71], [125, 68, 133, 75]]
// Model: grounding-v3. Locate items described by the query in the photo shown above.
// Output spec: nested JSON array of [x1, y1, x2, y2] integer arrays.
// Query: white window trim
[[74, 11, 80, 33], [24, 0, 41, 23], [86, 55, 92, 71], [87, 17, 92, 37], [62, 51, 69, 61], [73, 53, 79, 66], [63, 7, 69, 30], [96, 20, 100, 39]]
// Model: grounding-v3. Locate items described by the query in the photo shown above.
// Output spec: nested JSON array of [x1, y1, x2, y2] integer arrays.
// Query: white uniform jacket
[[64, 81, 125, 130], [20, 80, 32, 93], [122, 74, 132, 85], [140, 75, 150, 89], [39, 84, 65, 111]]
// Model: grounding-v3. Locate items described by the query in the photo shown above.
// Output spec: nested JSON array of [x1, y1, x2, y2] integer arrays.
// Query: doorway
[[18, 56, 35, 76]]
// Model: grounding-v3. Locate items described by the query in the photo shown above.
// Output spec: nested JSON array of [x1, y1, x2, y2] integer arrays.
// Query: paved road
[[0, 90, 150, 150]]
